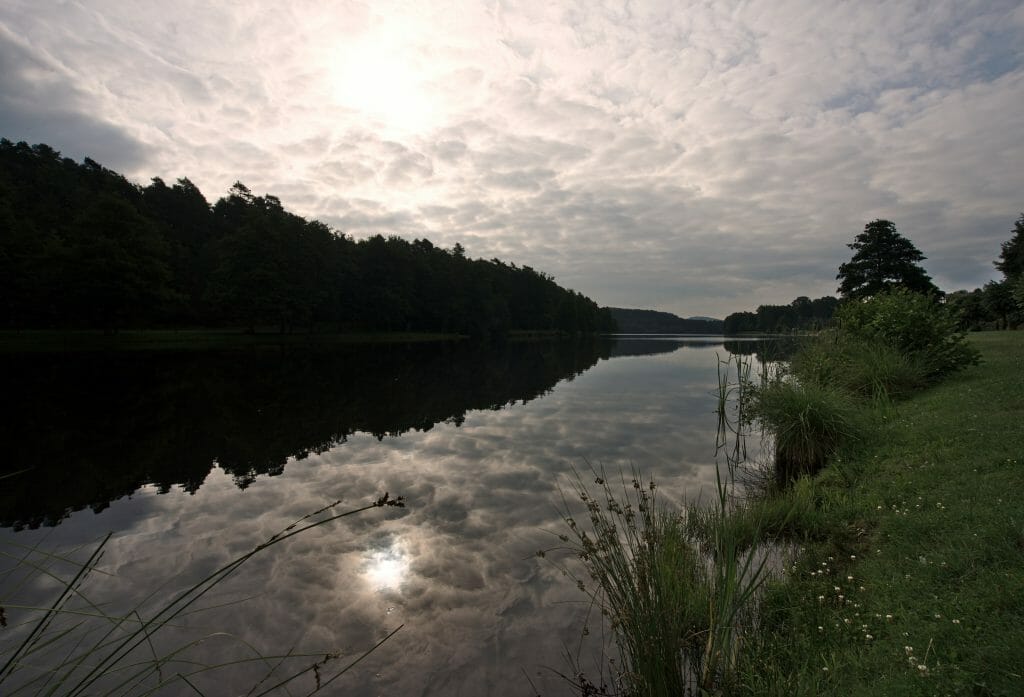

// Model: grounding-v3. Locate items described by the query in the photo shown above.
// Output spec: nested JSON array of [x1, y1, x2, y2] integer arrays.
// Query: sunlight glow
[[326, 25, 439, 135], [364, 546, 409, 591]]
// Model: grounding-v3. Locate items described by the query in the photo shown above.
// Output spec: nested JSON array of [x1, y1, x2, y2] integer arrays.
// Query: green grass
[[748, 378, 865, 483], [791, 332, 929, 404], [684, 476, 826, 554], [734, 331, 1024, 696]]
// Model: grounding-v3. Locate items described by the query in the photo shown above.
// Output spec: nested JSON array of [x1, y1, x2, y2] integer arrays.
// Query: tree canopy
[[0, 139, 615, 336], [723, 295, 838, 334], [836, 219, 938, 300], [995, 213, 1024, 279]]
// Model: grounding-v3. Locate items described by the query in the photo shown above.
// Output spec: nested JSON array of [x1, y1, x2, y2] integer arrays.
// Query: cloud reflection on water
[[0, 339, 768, 696]]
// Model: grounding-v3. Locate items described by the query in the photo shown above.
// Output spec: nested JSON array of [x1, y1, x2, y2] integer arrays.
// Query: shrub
[[835, 289, 980, 377], [790, 329, 928, 403]]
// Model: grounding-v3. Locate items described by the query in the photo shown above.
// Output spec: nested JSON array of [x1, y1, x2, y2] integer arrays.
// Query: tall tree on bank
[[995, 213, 1024, 279], [836, 220, 939, 300], [989, 212, 1024, 326]]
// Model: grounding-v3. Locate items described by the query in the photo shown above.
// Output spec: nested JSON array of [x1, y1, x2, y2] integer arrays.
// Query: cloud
[[0, 23, 152, 170], [1, 0, 1022, 316]]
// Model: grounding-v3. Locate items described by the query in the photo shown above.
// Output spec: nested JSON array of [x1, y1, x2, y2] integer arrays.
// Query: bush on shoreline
[[835, 289, 980, 378]]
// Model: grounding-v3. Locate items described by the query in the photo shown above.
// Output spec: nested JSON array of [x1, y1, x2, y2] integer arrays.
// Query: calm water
[[0, 336, 770, 696]]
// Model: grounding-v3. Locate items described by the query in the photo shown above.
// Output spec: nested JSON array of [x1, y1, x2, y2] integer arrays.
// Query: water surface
[[0, 336, 767, 695]]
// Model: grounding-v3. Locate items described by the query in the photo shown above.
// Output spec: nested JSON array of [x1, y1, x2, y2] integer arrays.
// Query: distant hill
[[608, 308, 724, 334]]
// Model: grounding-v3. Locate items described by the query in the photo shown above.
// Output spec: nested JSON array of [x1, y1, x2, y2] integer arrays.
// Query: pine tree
[[836, 220, 939, 300]]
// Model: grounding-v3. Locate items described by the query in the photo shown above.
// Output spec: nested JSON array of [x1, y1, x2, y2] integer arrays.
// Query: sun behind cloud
[[325, 18, 442, 137]]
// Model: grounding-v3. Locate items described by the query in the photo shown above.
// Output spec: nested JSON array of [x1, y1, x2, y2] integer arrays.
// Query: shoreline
[[736, 331, 1024, 694]]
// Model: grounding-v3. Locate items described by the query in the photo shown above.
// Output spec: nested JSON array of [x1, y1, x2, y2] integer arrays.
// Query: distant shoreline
[[0, 328, 640, 352]]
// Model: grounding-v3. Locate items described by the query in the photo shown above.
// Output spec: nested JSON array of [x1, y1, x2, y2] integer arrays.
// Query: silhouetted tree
[[982, 279, 1018, 329], [723, 311, 758, 334], [837, 220, 939, 300], [61, 195, 174, 329], [0, 141, 612, 335], [995, 213, 1024, 279]]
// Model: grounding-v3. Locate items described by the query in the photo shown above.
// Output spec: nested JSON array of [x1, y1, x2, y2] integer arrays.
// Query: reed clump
[[553, 466, 780, 693], [747, 291, 975, 486], [748, 291, 979, 485], [747, 378, 863, 483], [684, 476, 823, 553], [556, 472, 709, 696]]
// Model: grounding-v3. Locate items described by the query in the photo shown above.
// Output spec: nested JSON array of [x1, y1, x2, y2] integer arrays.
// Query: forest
[[0, 140, 616, 337], [608, 307, 723, 334], [723, 295, 839, 334]]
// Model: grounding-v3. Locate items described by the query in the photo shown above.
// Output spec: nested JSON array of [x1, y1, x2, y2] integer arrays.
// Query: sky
[[2, 0, 1023, 318]]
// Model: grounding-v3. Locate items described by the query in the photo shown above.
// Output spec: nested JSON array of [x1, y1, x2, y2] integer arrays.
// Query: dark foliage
[[945, 214, 1024, 330], [723, 296, 838, 334], [836, 219, 939, 300], [607, 307, 723, 333], [995, 213, 1024, 279], [0, 139, 615, 336]]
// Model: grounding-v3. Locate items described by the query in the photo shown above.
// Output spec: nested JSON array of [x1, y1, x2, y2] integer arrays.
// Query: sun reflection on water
[[363, 544, 408, 591]]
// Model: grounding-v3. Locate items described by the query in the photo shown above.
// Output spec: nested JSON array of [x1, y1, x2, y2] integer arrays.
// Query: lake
[[0, 336, 772, 696]]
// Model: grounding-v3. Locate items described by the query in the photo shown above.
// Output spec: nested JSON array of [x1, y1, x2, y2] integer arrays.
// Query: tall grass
[[790, 330, 927, 405], [0, 492, 405, 696], [551, 355, 784, 695], [554, 470, 708, 695], [696, 465, 772, 693], [553, 467, 781, 696], [747, 378, 862, 484], [716, 352, 753, 471]]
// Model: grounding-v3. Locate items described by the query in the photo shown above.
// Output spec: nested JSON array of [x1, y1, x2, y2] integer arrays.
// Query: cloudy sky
[[2, 1, 1023, 317]]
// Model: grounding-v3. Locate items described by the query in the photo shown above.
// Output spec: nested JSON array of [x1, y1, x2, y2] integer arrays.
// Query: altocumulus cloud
[[2, 0, 1023, 316]]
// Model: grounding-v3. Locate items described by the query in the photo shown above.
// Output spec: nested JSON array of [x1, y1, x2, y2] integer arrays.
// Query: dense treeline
[[0, 140, 615, 336], [723, 296, 839, 334], [607, 307, 723, 334], [944, 213, 1024, 330]]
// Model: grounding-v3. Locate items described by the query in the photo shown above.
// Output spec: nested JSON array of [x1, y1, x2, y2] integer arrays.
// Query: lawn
[[737, 331, 1024, 696]]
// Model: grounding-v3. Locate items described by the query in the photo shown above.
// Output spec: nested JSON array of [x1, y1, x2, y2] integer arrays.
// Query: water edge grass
[[549, 331, 1021, 696], [733, 331, 1024, 695], [546, 353, 783, 695]]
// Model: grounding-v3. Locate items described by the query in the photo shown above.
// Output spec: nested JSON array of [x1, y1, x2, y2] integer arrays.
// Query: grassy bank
[[737, 331, 1024, 695]]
